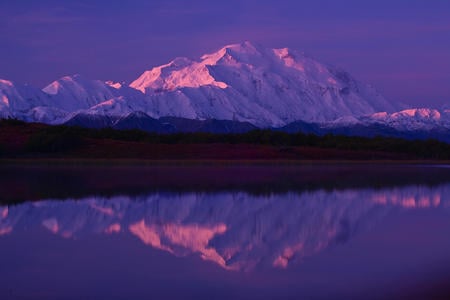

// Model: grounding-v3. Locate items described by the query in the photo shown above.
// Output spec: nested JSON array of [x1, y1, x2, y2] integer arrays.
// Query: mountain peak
[[129, 57, 196, 92], [391, 108, 441, 120], [128, 42, 398, 126], [200, 41, 267, 66], [130, 53, 228, 93], [105, 80, 123, 89], [220, 41, 262, 54], [41, 74, 120, 111], [43, 74, 90, 95]]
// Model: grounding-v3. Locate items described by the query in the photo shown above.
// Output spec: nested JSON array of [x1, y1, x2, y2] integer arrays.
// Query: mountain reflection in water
[[1, 184, 448, 272]]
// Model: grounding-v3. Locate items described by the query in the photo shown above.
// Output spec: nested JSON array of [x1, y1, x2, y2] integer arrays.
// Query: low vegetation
[[0, 119, 449, 160]]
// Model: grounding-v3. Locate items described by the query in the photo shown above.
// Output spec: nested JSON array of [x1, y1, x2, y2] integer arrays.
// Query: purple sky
[[0, 0, 449, 107]]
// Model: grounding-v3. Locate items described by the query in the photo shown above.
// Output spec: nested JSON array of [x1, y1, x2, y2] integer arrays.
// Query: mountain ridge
[[0, 42, 448, 139]]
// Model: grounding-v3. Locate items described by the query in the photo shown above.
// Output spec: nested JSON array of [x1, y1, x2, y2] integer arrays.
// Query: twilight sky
[[0, 0, 449, 107]]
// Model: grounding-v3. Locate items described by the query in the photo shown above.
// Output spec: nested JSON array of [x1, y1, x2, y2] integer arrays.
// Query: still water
[[1, 164, 450, 299]]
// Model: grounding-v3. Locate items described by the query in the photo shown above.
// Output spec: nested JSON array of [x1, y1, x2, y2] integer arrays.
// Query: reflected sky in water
[[1, 167, 450, 299]]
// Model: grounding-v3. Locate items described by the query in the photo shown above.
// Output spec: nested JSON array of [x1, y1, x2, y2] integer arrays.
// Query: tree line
[[1, 119, 449, 159]]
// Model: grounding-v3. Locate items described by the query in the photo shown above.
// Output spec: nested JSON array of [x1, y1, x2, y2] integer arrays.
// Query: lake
[[1, 164, 450, 299]]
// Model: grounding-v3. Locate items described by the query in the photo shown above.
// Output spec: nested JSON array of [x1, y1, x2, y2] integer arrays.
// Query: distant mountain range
[[1, 42, 449, 141]]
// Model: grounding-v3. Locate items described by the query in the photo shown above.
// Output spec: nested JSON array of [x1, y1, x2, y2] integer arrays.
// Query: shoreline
[[1, 158, 450, 166]]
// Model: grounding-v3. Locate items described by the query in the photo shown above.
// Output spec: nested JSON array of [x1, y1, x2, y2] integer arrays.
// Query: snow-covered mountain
[[0, 42, 396, 126], [361, 108, 450, 131], [1, 41, 448, 138], [0, 79, 54, 118], [311, 108, 450, 142], [129, 42, 397, 127], [43, 75, 119, 111], [1, 185, 448, 271], [277, 108, 450, 143]]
